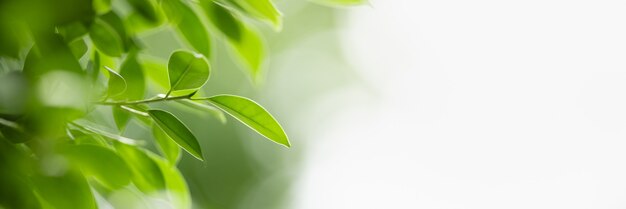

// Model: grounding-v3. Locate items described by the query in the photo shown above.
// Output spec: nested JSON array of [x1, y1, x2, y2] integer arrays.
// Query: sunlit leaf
[[105, 66, 127, 97], [152, 124, 181, 165], [93, 0, 112, 14], [63, 144, 132, 190], [114, 142, 165, 193], [203, 95, 290, 147], [32, 170, 96, 209], [228, 17, 266, 82], [204, 2, 241, 42], [162, 0, 211, 57], [167, 50, 210, 93], [176, 99, 227, 124], [89, 18, 124, 57], [231, 0, 282, 30], [148, 109, 204, 160]]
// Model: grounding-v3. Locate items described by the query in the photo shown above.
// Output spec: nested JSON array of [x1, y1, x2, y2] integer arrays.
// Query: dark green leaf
[[113, 106, 131, 132], [93, 0, 112, 14], [203, 95, 290, 147], [227, 17, 266, 82], [89, 18, 124, 57], [148, 109, 203, 160], [105, 66, 127, 97], [114, 142, 165, 193], [150, 153, 191, 209], [205, 2, 241, 41], [68, 38, 87, 59], [152, 124, 181, 165], [63, 144, 132, 190], [128, 0, 160, 23], [167, 50, 210, 92], [232, 0, 282, 30]]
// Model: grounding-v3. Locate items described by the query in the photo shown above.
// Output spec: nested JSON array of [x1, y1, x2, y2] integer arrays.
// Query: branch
[[94, 93, 194, 106]]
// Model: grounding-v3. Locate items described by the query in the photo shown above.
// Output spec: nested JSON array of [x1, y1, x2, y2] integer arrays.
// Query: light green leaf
[[203, 95, 290, 147], [89, 18, 124, 57], [114, 142, 165, 193], [148, 109, 204, 160], [32, 170, 96, 209], [149, 153, 191, 209], [167, 50, 210, 93], [93, 0, 112, 14], [127, 0, 160, 23], [204, 2, 242, 42], [152, 124, 181, 165], [63, 144, 132, 190], [229, 24, 266, 82], [105, 66, 127, 97], [310, 0, 369, 7], [232, 0, 282, 30], [162, 0, 212, 57]]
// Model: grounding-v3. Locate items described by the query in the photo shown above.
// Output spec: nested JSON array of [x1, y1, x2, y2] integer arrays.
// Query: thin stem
[[95, 93, 193, 106]]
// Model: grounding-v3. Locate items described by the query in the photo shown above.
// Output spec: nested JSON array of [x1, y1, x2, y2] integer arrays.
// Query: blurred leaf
[[100, 11, 132, 51], [150, 153, 191, 209], [167, 50, 210, 93], [68, 38, 87, 59], [205, 2, 241, 42], [105, 66, 127, 97], [63, 144, 132, 190], [113, 106, 131, 132], [148, 109, 203, 160], [229, 24, 266, 82], [310, 0, 369, 6], [128, 0, 160, 24], [114, 142, 165, 193], [231, 0, 282, 30], [203, 95, 290, 147], [89, 18, 124, 57], [176, 99, 227, 124], [152, 124, 181, 165], [162, 0, 211, 57], [32, 170, 96, 209], [57, 22, 89, 42], [116, 52, 145, 100], [0, 118, 30, 143], [93, 0, 112, 14], [71, 120, 142, 145]]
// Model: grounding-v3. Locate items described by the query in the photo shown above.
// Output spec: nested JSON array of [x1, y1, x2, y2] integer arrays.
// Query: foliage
[[0, 0, 366, 208]]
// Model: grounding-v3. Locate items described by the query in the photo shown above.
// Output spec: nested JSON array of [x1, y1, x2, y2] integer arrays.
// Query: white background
[[292, 0, 626, 208]]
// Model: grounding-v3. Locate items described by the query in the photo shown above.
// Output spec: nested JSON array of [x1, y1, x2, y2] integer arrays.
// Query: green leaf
[[150, 153, 191, 209], [93, 0, 112, 14], [162, 0, 212, 57], [89, 18, 124, 57], [232, 0, 282, 30], [205, 2, 241, 42], [167, 50, 210, 93], [127, 0, 160, 23], [114, 142, 166, 193], [152, 124, 181, 165], [116, 52, 145, 100], [148, 109, 204, 160], [63, 144, 132, 190], [227, 23, 266, 82], [310, 0, 369, 6], [176, 99, 227, 124], [105, 66, 127, 97], [32, 170, 96, 209], [113, 105, 131, 132], [68, 38, 87, 59], [203, 95, 290, 147]]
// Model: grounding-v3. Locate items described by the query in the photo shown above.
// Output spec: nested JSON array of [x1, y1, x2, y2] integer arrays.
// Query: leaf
[[32, 170, 96, 209], [148, 109, 204, 160], [227, 17, 266, 82], [116, 52, 145, 100], [232, 0, 282, 30], [93, 0, 112, 14], [68, 38, 87, 59], [203, 95, 290, 147], [204, 2, 241, 42], [89, 18, 124, 57], [162, 0, 212, 57], [152, 124, 181, 165], [176, 99, 227, 124], [150, 153, 191, 209], [310, 0, 369, 7], [63, 144, 132, 190], [167, 50, 210, 93], [127, 0, 160, 23], [114, 142, 166, 193], [105, 66, 127, 97], [113, 106, 131, 132], [71, 120, 143, 145]]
